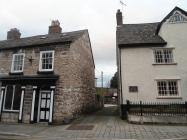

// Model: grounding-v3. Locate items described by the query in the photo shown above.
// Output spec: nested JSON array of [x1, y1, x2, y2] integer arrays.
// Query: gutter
[[119, 47, 123, 105], [118, 42, 167, 48], [0, 41, 72, 51]]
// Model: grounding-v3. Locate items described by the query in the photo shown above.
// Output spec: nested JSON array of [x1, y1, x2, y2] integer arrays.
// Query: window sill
[[9, 72, 23, 75], [37, 71, 54, 74], [156, 96, 182, 99], [152, 63, 177, 65]]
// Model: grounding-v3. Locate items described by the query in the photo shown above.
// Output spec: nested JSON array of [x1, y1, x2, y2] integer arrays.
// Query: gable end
[[167, 11, 187, 23], [156, 6, 187, 34]]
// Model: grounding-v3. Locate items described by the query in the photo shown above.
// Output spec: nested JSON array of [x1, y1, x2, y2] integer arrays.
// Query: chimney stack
[[48, 20, 62, 34], [116, 9, 123, 26], [7, 28, 21, 40]]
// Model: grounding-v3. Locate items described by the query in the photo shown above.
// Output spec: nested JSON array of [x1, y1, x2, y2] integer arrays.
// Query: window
[[154, 49, 174, 64], [168, 12, 187, 23], [39, 51, 54, 71], [4, 85, 22, 111], [129, 86, 138, 92], [157, 80, 179, 97], [11, 53, 25, 73]]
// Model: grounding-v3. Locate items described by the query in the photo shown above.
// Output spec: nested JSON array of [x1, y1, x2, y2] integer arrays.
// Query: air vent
[[40, 36, 47, 39], [62, 33, 67, 36]]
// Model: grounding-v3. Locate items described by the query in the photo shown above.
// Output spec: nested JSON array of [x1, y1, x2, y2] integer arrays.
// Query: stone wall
[[0, 31, 95, 124], [128, 114, 187, 124], [1, 112, 19, 123], [0, 44, 71, 76], [53, 32, 95, 123], [22, 86, 33, 123]]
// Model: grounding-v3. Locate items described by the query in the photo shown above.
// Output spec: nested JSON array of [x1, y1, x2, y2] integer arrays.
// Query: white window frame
[[11, 53, 25, 73], [156, 80, 181, 98], [39, 50, 54, 72], [153, 48, 175, 64], [167, 11, 187, 23], [3, 85, 20, 112]]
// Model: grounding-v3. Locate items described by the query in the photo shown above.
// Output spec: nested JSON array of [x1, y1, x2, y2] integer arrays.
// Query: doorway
[[39, 91, 51, 122]]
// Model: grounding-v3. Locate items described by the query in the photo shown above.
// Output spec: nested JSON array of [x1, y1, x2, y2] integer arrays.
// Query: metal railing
[[121, 100, 187, 119]]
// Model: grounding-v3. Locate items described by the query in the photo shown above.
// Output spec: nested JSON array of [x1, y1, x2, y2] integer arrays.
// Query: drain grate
[[66, 124, 94, 130]]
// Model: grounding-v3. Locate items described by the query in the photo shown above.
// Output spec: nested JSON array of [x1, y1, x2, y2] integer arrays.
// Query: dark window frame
[[3, 85, 22, 112], [129, 86, 138, 93]]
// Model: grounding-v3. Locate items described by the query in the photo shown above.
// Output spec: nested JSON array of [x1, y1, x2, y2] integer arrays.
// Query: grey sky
[[0, 0, 187, 87]]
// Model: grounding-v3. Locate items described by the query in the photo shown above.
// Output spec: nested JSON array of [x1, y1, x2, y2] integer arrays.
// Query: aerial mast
[[120, 0, 126, 11]]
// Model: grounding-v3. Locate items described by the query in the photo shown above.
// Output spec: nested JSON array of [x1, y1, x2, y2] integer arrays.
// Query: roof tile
[[117, 23, 166, 46], [0, 30, 87, 50]]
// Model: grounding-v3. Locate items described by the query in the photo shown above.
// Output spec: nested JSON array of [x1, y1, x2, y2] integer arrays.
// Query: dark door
[[39, 91, 51, 122], [33, 89, 39, 123]]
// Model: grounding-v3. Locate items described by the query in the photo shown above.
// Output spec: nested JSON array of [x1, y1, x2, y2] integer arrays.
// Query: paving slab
[[0, 105, 187, 140]]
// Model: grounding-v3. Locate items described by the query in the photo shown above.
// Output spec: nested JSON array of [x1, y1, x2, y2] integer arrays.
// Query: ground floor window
[[4, 85, 22, 111], [157, 80, 179, 97]]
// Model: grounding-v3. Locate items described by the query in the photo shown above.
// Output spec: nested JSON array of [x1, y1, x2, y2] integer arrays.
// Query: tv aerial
[[120, 0, 126, 11]]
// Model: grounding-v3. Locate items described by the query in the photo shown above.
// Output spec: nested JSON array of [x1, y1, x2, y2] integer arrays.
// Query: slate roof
[[0, 29, 87, 50], [117, 22, 167, 47], [117, 6, 187, 47]]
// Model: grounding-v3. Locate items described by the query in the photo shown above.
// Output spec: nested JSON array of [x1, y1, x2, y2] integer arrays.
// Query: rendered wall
[[120, 22, 187, 103]]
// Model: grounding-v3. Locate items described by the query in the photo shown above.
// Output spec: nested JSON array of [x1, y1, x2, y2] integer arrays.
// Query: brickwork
[[0, 31, 95, 124]]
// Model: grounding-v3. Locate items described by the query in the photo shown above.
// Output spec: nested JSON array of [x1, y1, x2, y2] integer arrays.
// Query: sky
[[0, 0, 187, 87]]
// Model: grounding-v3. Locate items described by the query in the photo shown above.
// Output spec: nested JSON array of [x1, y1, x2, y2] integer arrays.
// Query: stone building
[[0, 20, 95, 124], [116, 7, 187, 104]]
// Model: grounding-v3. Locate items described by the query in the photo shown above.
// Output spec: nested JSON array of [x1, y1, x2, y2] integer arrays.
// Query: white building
[[116, 7, 187, 104]]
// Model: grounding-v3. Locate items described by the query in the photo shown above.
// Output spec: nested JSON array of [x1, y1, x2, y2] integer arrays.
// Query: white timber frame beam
[[18, 86, 25, 123], [0, 86, 5, 121], [30, 86, 37, 123], [49, 86, 55, 124]]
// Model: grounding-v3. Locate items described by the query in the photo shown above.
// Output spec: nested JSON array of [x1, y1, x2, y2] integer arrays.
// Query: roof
[[117, 23, 167, 47], [0, 29, 87, 50], [117, 6, 187, 47]]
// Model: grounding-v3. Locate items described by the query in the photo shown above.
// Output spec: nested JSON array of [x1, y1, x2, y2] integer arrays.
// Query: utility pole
[[95, 78, 98, 87], [101, 71, 104, 105], [101, 71, 103, 88]]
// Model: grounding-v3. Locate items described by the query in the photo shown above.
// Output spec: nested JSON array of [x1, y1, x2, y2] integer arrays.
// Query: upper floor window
[[3, 85, 22, 111], [39, 51, 54, 71], [11, 53, 25, 73], [157, 80, 179, 97], [153, 49, 174, 64], [168, 12, 187, 23]]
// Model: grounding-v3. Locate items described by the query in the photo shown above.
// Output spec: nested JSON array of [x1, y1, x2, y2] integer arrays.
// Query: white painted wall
[[120, 21, 187, 103]]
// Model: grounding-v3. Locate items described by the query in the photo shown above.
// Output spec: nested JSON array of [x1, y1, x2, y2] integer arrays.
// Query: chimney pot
[[116, 9, 123, 26], [7, 28, 21, 40], [48, 20, 62, 34]]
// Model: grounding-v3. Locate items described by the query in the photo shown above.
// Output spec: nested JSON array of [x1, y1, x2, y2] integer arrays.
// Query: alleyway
[[0, 105, 187, 140]]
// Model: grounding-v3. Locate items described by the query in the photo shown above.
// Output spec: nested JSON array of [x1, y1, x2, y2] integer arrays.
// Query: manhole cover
[[66, 124, 94, 130]]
